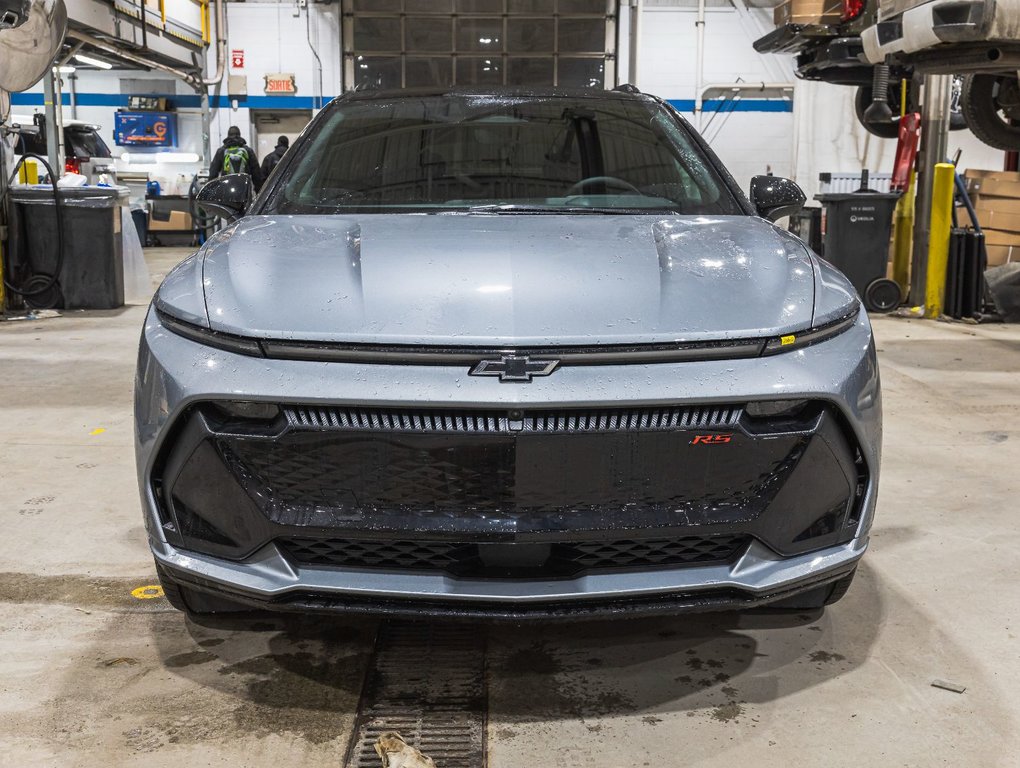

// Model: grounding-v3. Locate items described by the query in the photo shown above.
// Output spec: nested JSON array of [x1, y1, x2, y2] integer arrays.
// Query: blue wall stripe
[[11, 91, 793, 112], [667, 98, 792, 113]]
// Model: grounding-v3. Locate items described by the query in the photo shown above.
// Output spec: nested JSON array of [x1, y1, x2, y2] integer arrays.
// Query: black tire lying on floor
[[767, 568, 857, 610], [960, 73, 1020, 151]]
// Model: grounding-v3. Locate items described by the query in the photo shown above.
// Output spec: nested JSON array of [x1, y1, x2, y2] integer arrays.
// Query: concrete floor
[[2, 246, 1019, 766]]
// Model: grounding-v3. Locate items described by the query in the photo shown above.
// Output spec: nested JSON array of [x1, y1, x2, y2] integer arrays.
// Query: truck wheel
[[960, 73, 1020, 151]]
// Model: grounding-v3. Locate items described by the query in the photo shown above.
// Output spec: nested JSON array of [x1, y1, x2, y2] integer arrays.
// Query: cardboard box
[[774, 0, 842, 26], [981, 228, 1020, 247], [962, 172, 1020, 198], [986, 244, 1019, 267], [972, 208, 1020, 233], [972, 194, 1020, 216], [148, 210, 192, 231], [963, 169, 1020, 183]]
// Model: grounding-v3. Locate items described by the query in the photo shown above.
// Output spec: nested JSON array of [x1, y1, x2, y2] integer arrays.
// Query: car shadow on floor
[[144, 561, 883, 736], [487, 562, 884, 724]]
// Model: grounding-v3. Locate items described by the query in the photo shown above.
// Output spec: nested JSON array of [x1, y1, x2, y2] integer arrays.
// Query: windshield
[[263, 93, 743, 215]]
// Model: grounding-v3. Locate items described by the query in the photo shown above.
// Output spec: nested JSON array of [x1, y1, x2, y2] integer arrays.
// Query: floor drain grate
[[344, 621, 487, 768]]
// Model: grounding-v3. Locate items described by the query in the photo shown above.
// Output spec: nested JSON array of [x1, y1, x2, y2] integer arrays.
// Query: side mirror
[[749, 175, 806, 222], [196, 174, 253, 222]]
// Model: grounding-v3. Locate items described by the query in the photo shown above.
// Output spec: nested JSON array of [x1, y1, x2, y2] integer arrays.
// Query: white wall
[[206, 0, 342, 153]]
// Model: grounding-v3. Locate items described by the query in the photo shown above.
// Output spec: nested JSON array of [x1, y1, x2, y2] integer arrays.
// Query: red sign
[[264, 73, 296, 94], [230, 49, 244, 69]]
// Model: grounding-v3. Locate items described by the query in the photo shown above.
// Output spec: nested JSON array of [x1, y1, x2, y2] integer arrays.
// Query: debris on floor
[[4, 309, 62, 322], [931, 679, 967, 694], [374, 732, 437, 768]]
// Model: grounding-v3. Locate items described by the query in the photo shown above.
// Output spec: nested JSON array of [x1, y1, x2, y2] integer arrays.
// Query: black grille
[[285, 404, 743, 433], [278, 534, 749, 577]]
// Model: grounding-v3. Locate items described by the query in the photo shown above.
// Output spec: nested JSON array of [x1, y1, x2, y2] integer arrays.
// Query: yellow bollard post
[[925, 162, 956, 318], [891, 170, 915, 293]]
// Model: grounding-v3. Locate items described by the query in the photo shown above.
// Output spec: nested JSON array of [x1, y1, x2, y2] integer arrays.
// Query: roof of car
[[340, 85, 651, 103]]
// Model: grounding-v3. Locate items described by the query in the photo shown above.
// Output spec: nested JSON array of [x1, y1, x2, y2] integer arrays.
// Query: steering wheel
[[565, 176, 643, 196]]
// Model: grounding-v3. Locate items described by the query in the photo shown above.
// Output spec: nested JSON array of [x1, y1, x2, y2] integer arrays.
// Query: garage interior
[[2, 0, 1020, 766]]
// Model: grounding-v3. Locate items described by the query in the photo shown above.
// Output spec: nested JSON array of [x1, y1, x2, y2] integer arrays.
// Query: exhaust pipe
[[863, 64, 895, 125]]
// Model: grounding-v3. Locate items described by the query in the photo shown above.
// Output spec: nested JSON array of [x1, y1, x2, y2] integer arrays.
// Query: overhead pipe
[[627, 0, 643, 88], [694, 0, 705, 128], [66, 28, 203, 87], [201, 0, 226, 87], [698, 81, 796, 101], [65, 0, 224, 88]]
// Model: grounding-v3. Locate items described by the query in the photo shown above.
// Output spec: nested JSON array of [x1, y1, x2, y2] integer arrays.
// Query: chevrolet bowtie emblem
[[469, 355, 560, 383]]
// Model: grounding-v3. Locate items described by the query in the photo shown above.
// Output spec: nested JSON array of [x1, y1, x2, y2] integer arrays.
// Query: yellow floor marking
[[131, 585, 165, 599], [89, 428, 106, 436]]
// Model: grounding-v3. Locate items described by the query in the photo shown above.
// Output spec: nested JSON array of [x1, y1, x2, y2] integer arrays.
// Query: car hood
[[196, 213, 818, 346]]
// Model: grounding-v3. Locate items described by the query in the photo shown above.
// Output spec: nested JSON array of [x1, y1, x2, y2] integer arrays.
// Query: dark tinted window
[[65, 128, 113, 159], [264, 94, 742, 215]]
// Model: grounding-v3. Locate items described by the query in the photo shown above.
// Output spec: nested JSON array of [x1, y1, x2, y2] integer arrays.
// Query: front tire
[[960, 73, 1020, 151]]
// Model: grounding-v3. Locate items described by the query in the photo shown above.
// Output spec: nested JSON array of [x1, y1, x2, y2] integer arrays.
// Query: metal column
[[910, 73, 952, 305], [42, 69, 61, 177]]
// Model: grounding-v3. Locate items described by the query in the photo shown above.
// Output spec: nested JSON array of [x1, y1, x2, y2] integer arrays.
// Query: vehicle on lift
[[754, 0, 964, 138], [137, 87, 881, 621], [10, 113, 116, 183], [861, 0, 1020, 150]]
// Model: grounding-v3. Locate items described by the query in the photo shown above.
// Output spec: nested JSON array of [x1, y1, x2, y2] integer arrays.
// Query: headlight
[[156, 308, 264, 357], [762, 306, 859, 355]]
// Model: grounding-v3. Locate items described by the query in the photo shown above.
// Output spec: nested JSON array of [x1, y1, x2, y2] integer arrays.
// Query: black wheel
[[960, 73, 1020, 151], [864, 278, 902, 313], [855, 84, 901, 139], [768, 568, 857, 610], [155, 562, 248, 615]]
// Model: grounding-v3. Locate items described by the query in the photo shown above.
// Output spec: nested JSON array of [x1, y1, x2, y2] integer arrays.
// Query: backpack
[[223, 145, 249, 175]]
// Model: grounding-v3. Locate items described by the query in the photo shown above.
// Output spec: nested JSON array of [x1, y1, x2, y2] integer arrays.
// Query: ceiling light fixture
[[74, 53, 113, 69]]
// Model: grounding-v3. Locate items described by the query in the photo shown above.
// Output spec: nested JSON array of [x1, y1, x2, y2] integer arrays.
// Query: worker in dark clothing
[[209, 126, 263, 190], [260, 135, 289, 179]]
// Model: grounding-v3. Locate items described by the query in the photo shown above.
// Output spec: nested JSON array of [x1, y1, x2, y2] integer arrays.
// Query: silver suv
[[137, 88, 881, 621]]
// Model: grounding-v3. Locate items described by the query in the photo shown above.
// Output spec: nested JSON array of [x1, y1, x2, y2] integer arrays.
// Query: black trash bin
[[6, 185, 129, 310], [816, 188, 902, 312]]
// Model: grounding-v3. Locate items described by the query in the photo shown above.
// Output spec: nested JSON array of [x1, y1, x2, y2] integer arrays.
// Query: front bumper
[[135, 306, 881, 616], [154, 537, 865, 619], [862, 0, 1020, 65]]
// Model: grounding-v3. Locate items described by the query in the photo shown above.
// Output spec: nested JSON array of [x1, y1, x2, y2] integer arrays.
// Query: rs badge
[[691, 433, 733, 445]]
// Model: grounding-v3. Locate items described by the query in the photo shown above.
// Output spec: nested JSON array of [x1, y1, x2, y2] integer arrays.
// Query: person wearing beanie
[[260, 135, 290, 180], [209, 125, 264, 190]]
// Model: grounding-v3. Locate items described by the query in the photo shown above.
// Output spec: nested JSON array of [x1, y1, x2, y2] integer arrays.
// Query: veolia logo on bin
[[848, 204, 877, 224]]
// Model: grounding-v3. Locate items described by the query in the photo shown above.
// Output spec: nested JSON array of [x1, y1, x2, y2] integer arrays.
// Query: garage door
[[342, 0, 616, 90]]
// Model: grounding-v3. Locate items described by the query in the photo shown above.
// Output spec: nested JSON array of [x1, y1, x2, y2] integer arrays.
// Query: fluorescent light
[[74, 54, 113, 70], [120, 152, 200, 164], [57, 65, 76, 74]]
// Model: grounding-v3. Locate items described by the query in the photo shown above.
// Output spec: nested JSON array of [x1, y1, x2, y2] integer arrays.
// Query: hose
[[2, 152, 65, 307], [954, 169, 981, 234]]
